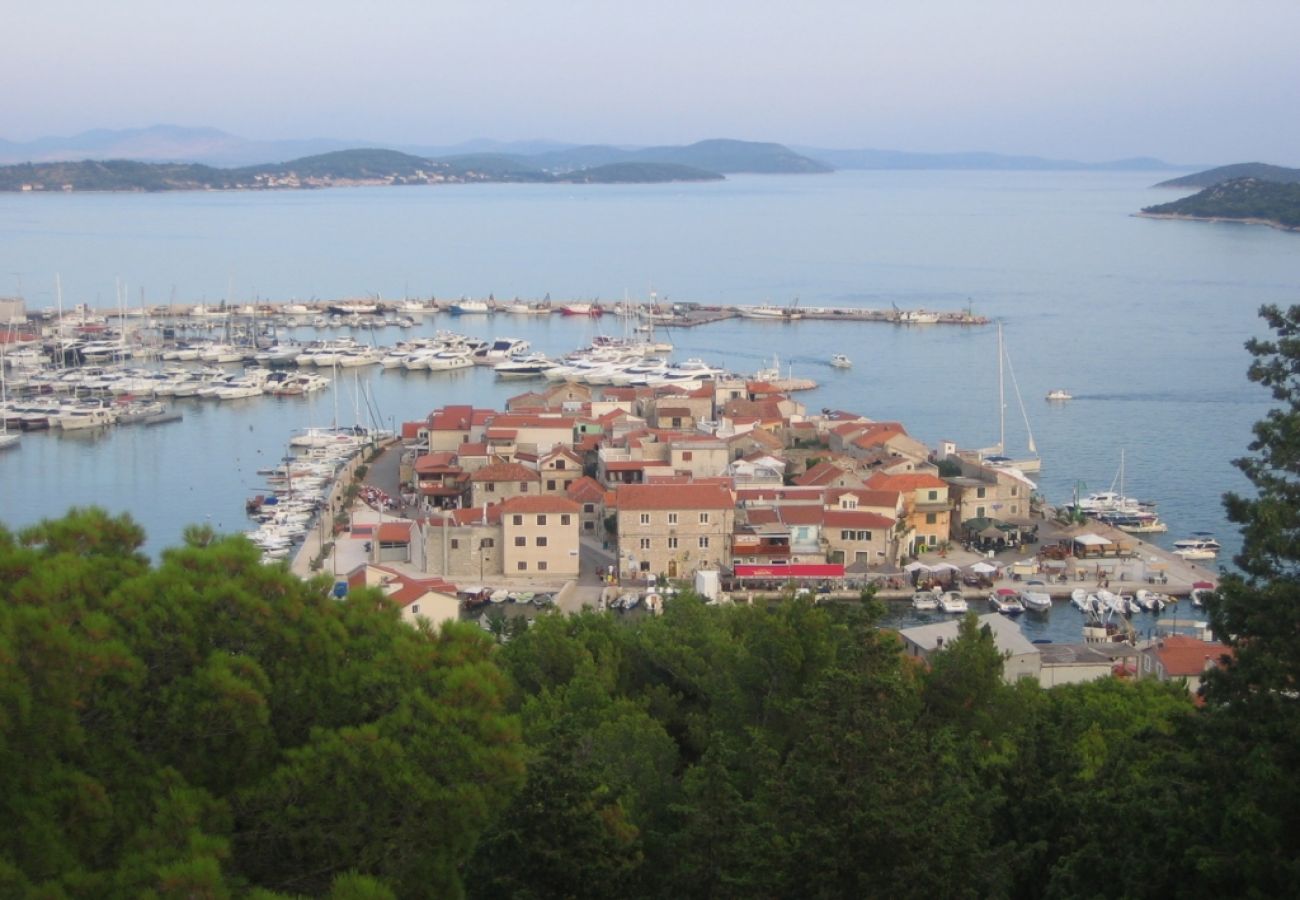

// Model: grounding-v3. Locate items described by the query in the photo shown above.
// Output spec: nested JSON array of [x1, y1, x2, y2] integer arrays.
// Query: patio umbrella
[[969, 561, 1000, 574], [929, 562, 961, 572], [904, 561, 931, 573]]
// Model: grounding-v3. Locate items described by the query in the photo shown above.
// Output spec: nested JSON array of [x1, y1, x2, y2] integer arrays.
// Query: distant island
[[0, 141, 803, 193], [1138, 178, 1300, 232], [1154, 162, 1300, 189]]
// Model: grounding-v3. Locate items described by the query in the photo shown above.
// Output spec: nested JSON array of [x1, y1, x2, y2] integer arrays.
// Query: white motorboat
[[471, 337, 532, 365], [1173, 533, 1221, 552], [1045, 389, 1073, 401], [493, 354, 552, 378], [58, 402, 119, 430], [1134, 589, 1171, 612], [939, 591, 969, 614], [425, 349, 474, 371], [1174, 540, 1219, 561], [911, 591, 939, 611], [830, 354, 852, 369], [1019, 580, 1052, 612], [988, 589, 1024, 616]]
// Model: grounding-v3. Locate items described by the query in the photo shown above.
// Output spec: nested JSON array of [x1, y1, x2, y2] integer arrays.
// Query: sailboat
[[982, 322, 1040, 473], [1070, 449, 1163, 530]]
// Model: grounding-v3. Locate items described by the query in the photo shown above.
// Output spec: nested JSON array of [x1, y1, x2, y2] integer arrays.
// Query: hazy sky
[[5, 0, 1298, 164]]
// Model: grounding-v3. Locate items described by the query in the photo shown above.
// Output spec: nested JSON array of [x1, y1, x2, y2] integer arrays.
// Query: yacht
[[938, 591, 969, 614], [830, 354, 852, 369], [911, 591, 939, 611], [1019, 581, 1053, 612], [493, 354, 553, 378], [1045, 389, 1073, 401], [1173, 533, 1221, 552], [988, 589, 1024, 616], [1174, 538, 1220, 561], [471, 337, 532, 365], [424, 349, 474, 371]]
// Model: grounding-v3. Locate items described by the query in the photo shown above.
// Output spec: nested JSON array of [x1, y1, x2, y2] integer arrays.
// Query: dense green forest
[[1140, 178, 1300, 230], [4, 306, 1300, 897], [1155, 162, 1300, 189]]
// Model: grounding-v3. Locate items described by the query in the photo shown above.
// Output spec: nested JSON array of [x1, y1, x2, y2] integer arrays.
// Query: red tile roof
[[823, 509, 894, 528], [566, 476, 606, 502], [414, 452, 460, 473], [867, 472, 947, 492], [795, 461, 848, 486], [470, 462, 540, 483], [428, 405, 494, 431], [457, 441, 490, 457], [376, 522, 413, 543], [401, 421, 426, 439], [618, 482, 735, 511], [1153, 635, 1233, 677], [825, 488, 903, 510], [500, 495, 582, 514]]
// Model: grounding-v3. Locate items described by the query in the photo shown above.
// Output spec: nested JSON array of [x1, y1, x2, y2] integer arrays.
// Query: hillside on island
[[1140, 177, 1300, 231], [1155, 162, 1300, 189], [0, 139, 826, 192]]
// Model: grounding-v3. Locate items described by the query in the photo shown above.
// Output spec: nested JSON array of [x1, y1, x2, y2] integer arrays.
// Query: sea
[[2, 170, 1295, 641]]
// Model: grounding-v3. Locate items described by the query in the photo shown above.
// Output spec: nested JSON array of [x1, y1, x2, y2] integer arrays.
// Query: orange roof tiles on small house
[[1152, 635, 1233, 678], [469, 462, 540, 483], [795, 461, 848, 487], [375, 522, 414, 543], [566, 476, 607, 503]]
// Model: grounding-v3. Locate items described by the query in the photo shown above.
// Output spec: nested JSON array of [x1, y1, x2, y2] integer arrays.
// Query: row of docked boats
[[245, 428, 378, 562], [0, 396, 178, 433], [1070, 587, 1177, 615]]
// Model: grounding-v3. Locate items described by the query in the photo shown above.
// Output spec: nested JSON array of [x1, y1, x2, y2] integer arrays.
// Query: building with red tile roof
[[616, 482, 737, 579]]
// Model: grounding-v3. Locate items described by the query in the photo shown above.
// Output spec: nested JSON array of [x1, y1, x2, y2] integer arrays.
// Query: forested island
[[1139, 177, 1300, 231], [5, 307, 1300, 897], [1154, 162, 1300, 189], [0, 141, 808, 193]]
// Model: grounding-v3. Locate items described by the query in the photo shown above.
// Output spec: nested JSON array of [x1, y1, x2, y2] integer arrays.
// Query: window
[[481, 538, 495, 548], [841, 530, 853, 541], [538, 515, 547, 526], [561, 514, 571, 525], [547, 479, 557, 491], [639, 560, 651, 572], [512, 515, 523, 526], [927, 490, 938, 501], [1011, 486, 1019, 496], [699, 512, 710, 524], [976, 487, 986, 499], [536, 536, 548, 547], [584, 521, 594, 531], [517, 561, 527, 571], [450, 539, 460, 550], [555, 459, 565, 469], [976, 506, 986, 518], [640, 513, 651, 525], [538, 561, 548, 571], [412, 604, 419, 614], [514, 536, 526, 547], [520, 482, 529, 493], [640, 537, 652, 550], [925, 513, 937, 524], [668, 537, 678, 550], [698, 536, 710, 549], [584, 503, 595, 514], [681, 449, 692, 459], [668, 512, 678, 525], [486, 483, 495, 493]]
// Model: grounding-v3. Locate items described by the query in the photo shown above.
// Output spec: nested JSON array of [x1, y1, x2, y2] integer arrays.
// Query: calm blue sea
[[1, 170, 1294, 640]]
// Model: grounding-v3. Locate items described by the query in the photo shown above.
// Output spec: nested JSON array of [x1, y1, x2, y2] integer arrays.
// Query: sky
[[4, 0, 1299, 165]]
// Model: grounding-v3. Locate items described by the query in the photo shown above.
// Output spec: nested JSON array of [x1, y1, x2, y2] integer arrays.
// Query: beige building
[[616, 482, 736, 580], [500, 495, 582, 578], [468, 461, 541, 508]]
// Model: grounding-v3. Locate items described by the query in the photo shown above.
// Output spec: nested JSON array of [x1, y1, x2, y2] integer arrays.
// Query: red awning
[[733, 564, 845, 579]]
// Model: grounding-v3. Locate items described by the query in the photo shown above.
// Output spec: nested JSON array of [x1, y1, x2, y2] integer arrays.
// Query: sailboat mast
[[997, 321, 1006, 454]]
